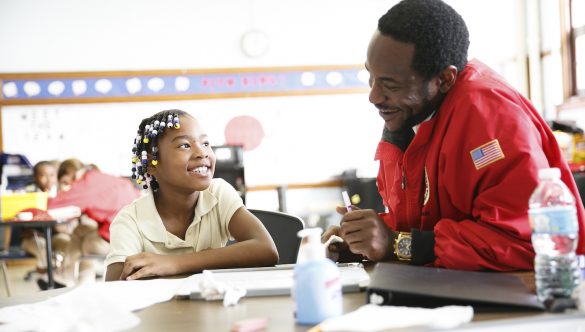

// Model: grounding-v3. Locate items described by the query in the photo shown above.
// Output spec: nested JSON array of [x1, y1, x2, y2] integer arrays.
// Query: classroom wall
[[0, 0, 526, 186]]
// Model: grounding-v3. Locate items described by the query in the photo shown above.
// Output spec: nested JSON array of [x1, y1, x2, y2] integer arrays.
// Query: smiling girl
[[105, 109, 278, 281]]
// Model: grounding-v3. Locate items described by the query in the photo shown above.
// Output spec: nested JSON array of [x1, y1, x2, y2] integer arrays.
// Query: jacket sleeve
[[431, 93, 553, 271]]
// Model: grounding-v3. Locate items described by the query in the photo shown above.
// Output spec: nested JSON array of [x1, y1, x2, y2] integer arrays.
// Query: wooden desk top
[[132, 294, 367, 332], [0, 220, 57, 227], [0, 266, 560, 332]]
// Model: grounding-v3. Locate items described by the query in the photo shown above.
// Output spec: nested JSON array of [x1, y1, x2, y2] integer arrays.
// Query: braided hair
[[131, 109, 190, 191]]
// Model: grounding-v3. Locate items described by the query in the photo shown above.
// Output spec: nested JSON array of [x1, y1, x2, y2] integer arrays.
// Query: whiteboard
[[2, 93, 381, 186]]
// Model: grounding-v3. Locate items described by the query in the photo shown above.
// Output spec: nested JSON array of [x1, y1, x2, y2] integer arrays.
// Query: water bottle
[[528, 167, 581, 305]]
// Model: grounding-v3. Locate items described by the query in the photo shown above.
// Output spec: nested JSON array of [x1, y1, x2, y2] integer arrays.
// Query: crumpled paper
[[199, 270, 247, 306], [318, 304, 474, 331]]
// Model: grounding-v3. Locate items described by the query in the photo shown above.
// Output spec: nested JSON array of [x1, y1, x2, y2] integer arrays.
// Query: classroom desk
[[1, 268, 583, 331], [0, 220, 56, 289], [3, 287, 577, 332]]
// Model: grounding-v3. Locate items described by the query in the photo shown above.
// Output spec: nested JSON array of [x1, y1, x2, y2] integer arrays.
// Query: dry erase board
[[1, 93, 380, 186]]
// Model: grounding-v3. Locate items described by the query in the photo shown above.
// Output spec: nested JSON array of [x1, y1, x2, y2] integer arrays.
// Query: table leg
[[44, 226, 54, 289]]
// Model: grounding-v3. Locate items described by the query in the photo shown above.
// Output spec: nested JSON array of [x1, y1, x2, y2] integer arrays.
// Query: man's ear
[[437, 65, 458, 93]]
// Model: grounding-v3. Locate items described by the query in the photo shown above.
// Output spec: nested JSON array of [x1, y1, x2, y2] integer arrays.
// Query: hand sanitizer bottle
[[293, 228, 342, 325]]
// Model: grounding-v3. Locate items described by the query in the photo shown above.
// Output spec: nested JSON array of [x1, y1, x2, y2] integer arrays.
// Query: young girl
[[105, 110, 278, 281]]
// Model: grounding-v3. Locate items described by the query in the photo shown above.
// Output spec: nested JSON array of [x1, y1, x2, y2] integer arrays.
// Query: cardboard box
[[1, 192, 48, 221]]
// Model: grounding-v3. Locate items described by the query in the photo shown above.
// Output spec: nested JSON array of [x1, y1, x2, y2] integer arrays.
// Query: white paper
[[0, 278, 186, 332], [175, 264, 369, 297], [319, 304, 474, 331]]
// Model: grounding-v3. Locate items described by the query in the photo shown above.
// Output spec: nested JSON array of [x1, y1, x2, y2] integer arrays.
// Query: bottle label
[[529, 206, 579, 234]]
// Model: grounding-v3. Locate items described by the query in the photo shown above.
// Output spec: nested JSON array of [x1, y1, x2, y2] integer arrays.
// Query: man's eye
[[202, 142, 211, 147], [179, 143, 190, 148], [384, 85, 400, 92]]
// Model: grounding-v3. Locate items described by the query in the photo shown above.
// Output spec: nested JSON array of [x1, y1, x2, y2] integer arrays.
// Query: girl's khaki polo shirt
[[105, 178, 243, 266]]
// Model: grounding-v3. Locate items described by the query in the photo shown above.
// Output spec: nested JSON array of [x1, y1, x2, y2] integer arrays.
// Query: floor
[[0, 259, 45, 298], [1, 258, 105, 299]]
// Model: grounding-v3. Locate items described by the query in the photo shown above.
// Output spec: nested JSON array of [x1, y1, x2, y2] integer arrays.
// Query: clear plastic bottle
[[293, 228, 342, 325], [528, 167, 581, 304]]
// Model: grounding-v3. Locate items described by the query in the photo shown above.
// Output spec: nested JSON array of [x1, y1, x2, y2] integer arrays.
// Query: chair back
[[249, 209, 304, 264]]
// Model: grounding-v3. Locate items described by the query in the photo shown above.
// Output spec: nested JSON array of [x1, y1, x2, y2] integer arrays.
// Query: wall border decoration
[[0, 65, 369, 106], [0, 65, 369, 151]]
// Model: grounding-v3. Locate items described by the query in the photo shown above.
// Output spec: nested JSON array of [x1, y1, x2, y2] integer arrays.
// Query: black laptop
[[366, 263, 545, 311]]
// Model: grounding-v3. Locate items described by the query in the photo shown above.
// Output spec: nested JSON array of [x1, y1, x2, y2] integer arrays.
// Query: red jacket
[[48, 170, 140, 242], [375, 60, 585, 271]]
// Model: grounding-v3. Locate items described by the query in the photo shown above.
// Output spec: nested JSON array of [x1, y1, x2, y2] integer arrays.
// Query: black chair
[[249, 209, 305, 265], [573, 172, 585, 205]]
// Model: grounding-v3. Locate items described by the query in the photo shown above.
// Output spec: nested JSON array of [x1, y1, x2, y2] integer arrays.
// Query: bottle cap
[[538, 167, 561, 180], [297, 227, 325, 261]]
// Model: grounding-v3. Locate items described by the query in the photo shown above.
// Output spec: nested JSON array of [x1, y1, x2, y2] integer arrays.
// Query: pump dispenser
[[293, 228, 342, 325]]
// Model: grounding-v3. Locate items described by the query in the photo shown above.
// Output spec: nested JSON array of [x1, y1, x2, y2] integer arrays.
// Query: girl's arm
[[120, 207, 279, 280], [105, 262, 124, 281]]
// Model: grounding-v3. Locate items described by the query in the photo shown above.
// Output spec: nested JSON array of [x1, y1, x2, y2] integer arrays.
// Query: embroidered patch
[[470, 139, 505, 170]]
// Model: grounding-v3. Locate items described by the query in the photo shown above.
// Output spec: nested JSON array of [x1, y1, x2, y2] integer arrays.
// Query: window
[[572, 0, 585, 94]]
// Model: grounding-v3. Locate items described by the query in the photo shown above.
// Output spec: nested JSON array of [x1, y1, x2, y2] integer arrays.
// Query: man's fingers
[[321, 226, 340, 243]]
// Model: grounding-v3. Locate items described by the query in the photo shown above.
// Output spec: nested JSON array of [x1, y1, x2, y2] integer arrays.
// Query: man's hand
[[334, 205, 392, 261], [322, 224, 349, 261], [120, 252, 179, 280]]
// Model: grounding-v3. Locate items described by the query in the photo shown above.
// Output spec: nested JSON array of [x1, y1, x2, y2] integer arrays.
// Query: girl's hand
[[120, 252, 179, 281]]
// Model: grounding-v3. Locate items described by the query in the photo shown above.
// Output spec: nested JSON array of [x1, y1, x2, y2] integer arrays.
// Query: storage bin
[[1, 192, 48, 221]]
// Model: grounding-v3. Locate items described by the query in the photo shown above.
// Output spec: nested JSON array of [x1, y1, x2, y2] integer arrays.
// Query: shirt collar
[[413, 111, 436, 134], [136, 188, 218, 245]]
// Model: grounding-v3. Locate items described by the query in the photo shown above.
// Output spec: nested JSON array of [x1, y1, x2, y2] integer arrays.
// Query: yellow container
[[1, 192, 48, 221]]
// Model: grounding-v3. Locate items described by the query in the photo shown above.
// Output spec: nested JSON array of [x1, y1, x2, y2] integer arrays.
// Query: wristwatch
[[394, 232, 412, 261]]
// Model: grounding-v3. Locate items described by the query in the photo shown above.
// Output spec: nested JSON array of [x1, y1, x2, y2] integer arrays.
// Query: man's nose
[[369, 81, 385, 105]]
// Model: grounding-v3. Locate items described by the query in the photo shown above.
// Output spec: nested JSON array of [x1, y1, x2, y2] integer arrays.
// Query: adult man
[[324, 0, 585, 271]]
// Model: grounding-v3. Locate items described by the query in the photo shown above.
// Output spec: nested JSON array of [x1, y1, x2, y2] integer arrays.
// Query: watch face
[[397, 237, 412, 257]]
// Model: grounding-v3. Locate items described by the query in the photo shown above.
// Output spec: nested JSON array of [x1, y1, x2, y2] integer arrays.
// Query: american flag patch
[[470, 139, 505, 170]]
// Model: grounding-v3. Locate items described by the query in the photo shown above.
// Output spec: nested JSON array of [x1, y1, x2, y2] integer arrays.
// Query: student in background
[[323, 0, 585, 271], [21, 160, 70, 276], [105, 109, 278, 281], [30, 160, 58, 195], [42, 159, 140, 288], [57, 158, 95, 192]]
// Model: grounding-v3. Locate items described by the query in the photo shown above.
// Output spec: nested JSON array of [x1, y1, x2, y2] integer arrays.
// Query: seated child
[[21, 160, 70, 274], [45, 159, 140, 288], [105, 109, 278, 281]]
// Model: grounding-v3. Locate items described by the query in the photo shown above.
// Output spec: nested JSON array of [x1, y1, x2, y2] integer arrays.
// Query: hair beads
[[131, 110, 183, 191]]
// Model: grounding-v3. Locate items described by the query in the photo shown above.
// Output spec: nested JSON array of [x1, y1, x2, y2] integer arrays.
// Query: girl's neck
[[153, 189, 200, 225]]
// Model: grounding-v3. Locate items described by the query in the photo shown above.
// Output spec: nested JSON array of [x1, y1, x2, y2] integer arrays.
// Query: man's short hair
[[378, 0, 469, 80]]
